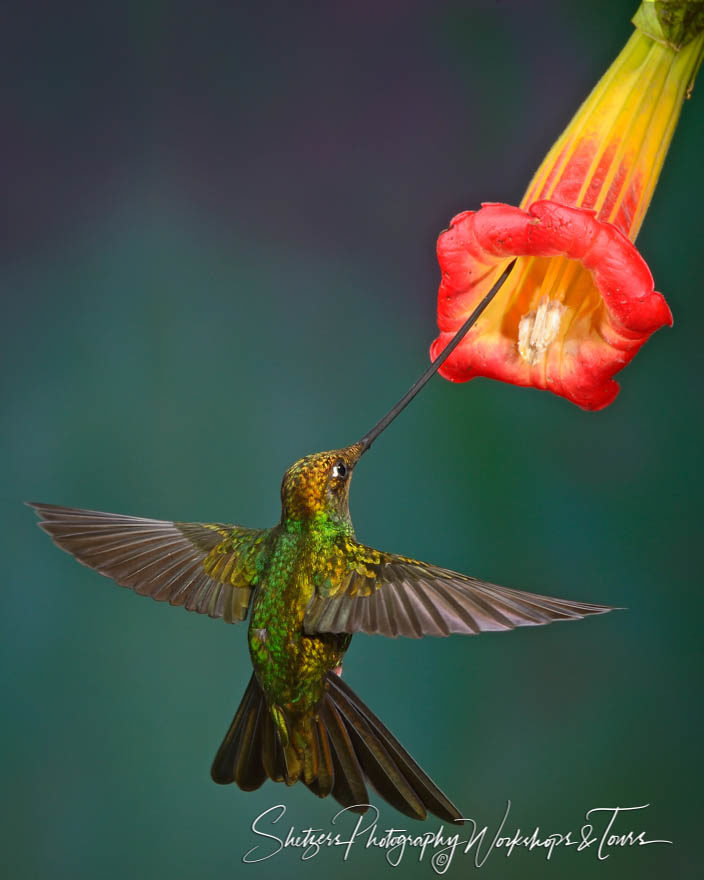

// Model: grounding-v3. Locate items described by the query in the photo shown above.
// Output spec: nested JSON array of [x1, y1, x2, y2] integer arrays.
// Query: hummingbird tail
[[211, 672, 463, 823]]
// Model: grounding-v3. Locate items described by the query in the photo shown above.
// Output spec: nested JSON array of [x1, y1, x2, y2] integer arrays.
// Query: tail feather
[[261, 709, 285, 783], [211, 674, 266, 789], [327, 673, 462, 822], [236, 697, 267, 790], [318, 700, 369, 813], [328, 681, 426, 819], [313, 717, 335, 798], [211, 672, 463, 823]]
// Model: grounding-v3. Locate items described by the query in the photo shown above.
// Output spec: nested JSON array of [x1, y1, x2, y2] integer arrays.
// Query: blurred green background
[[2, 1, 702, 877]]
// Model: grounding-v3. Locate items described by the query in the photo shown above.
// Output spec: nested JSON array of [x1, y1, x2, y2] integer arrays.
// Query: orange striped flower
[[431, 3, 704, 410]]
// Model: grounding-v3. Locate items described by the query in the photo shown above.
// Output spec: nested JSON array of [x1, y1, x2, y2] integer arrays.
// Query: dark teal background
[[2, 1, 702, 877]]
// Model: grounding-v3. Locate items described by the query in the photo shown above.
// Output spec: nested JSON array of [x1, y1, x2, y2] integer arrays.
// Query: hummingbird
[[29, 262, 613, 823]]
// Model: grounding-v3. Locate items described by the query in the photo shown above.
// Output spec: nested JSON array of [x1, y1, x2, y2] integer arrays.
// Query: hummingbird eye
[[332, 461, 348, 480]]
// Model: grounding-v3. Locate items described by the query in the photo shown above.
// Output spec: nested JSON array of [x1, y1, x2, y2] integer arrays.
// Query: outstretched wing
[[303, 540, 614, 638], [29, 502, 271, 622]]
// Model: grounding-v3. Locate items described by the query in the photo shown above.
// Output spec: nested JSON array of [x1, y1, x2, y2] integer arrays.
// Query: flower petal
[[431, 200, 672, 410]]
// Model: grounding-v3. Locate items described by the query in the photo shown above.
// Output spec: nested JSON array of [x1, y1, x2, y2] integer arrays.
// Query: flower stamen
[[518, 297, 566, 365]]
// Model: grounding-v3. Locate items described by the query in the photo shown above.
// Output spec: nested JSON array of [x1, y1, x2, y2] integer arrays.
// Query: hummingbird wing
[[28, 502, 270, 623], [303, 540, 614, 638]]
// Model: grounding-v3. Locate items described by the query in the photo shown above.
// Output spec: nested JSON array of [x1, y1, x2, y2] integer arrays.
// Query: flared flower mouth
[[431, 200, 672, 410], [432, 6, 704, 409]]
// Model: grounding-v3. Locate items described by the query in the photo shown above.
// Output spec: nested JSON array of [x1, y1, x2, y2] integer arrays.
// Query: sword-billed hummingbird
[[29, 262, 613, 822]]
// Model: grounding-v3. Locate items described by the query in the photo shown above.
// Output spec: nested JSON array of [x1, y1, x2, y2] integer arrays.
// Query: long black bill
[[358, 259, 516, 453]]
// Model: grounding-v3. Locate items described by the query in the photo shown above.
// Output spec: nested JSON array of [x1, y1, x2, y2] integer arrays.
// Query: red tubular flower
[[431, 4, 704, 410]]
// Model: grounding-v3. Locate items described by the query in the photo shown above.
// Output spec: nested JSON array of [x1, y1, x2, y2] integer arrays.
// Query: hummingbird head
[[279, 263, 517, 529], [280, 443, 364, 526]]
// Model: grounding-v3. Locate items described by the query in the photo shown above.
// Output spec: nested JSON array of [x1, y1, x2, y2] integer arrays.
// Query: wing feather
[[304, 542, 615, 638], [28, 502, 270, 623]]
